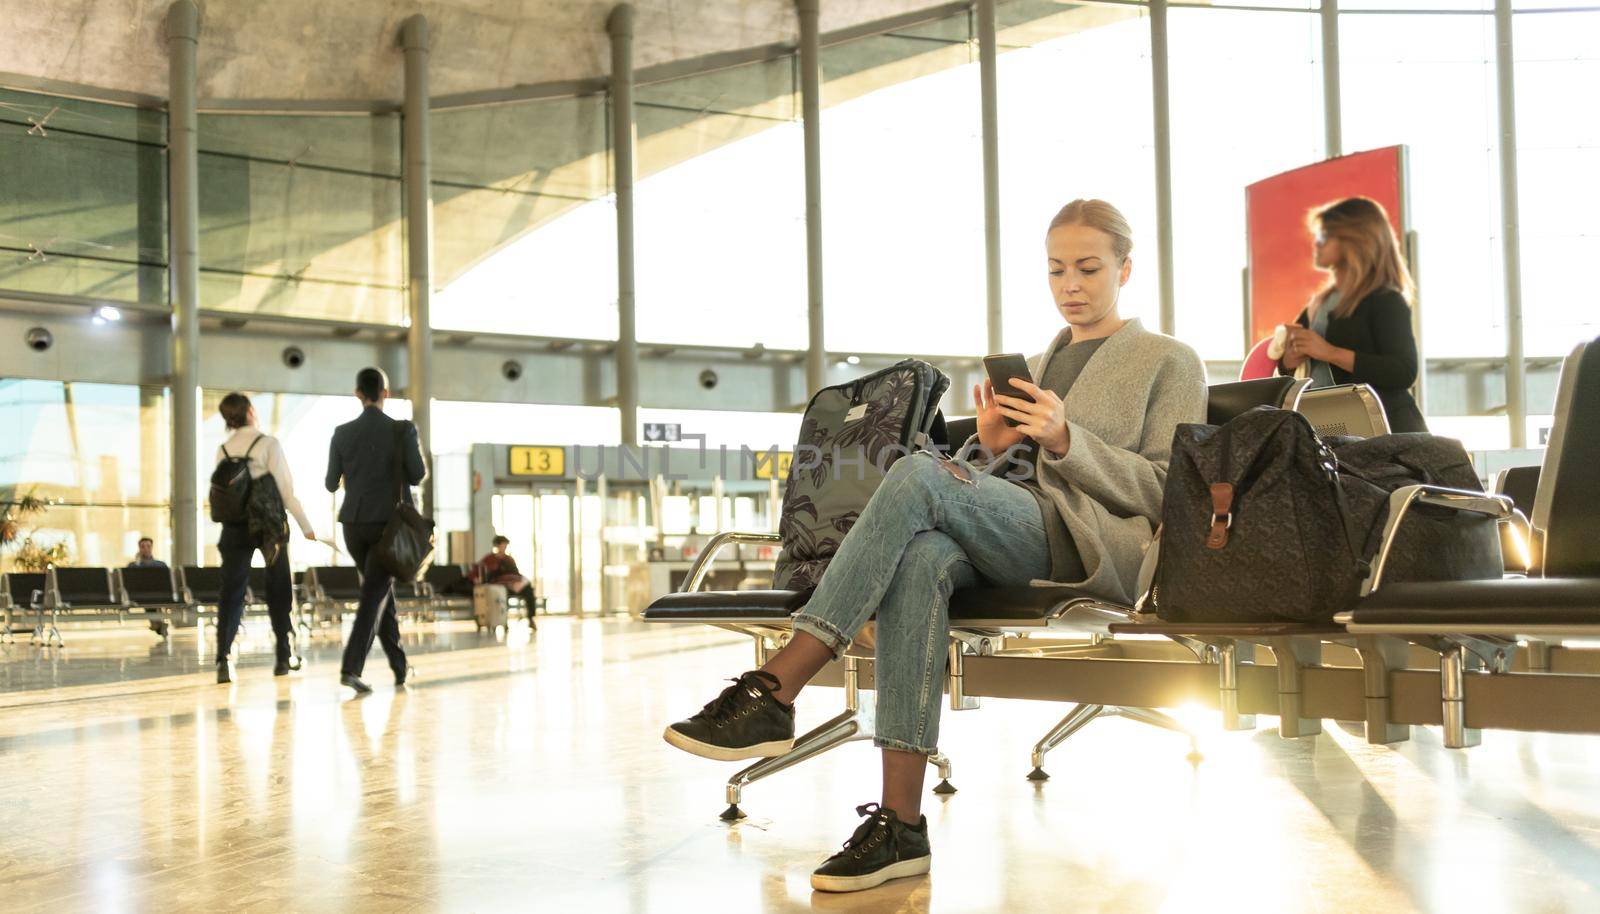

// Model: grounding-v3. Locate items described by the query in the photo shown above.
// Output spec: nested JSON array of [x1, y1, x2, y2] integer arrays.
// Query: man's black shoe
[[216, 660, 233, 684], [811, 803, 931, 893], [663, 670, 795, 761], [341, 673, 373, 695], [273, 655, 301, 677], [395, 665, 415, 688]]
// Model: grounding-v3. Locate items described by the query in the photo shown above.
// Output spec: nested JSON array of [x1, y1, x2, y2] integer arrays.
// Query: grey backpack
[[772, 359, 950, 593], [1151, 407, 1500, 623]]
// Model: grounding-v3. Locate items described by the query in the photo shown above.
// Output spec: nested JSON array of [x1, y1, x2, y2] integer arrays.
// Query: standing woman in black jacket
[[1279, 196, 1427, 433]]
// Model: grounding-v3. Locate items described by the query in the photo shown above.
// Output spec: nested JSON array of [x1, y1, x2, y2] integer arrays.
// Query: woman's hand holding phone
[[995, 379, 1070, 457], [973, 379, 1025, 454]]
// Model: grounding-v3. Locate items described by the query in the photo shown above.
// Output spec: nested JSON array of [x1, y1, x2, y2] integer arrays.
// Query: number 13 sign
[[508, 446, 566, 477]]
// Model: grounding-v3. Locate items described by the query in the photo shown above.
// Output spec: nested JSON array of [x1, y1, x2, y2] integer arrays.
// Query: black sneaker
[[663, 671, 796, 761], [810, 803, 931, 893]]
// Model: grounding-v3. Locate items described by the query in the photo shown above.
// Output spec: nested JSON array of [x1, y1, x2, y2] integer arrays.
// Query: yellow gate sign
[[753, 451, 793, 481], [508, 446, 566, 477]]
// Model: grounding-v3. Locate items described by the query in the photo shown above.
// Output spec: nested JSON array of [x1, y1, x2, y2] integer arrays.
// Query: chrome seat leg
[[1027, 703, 1106, 781], [1115, 706, 1203, 763], [928, 751, 956, 795], [721, 695, 876, 821]]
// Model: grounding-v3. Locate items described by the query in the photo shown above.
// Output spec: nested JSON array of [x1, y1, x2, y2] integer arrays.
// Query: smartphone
[[982, 353, 1034, 427]]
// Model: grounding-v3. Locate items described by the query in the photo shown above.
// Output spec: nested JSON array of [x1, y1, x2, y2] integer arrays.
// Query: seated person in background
[[127, 535, 171, 635], [474, 535, 537, 613], [1276, 196, 1427, 433], [127, 537, 168, 569], [660, 199, 1207, 893]]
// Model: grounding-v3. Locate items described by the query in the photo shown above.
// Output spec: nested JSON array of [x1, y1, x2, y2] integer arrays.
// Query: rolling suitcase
[[473, 583, 509, 632]]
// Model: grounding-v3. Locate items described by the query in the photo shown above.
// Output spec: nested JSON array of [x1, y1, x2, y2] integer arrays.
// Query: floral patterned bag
[[772, 359, 949, 593]]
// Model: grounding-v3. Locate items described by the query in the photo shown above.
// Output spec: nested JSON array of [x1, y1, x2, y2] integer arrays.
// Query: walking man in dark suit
[[326, 367, 427, 694]]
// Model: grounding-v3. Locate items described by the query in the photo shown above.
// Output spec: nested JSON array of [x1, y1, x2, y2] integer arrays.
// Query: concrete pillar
[[1149, 0, 1176, 338], [977, 0, 1003, 355], [1493, 0, 1527, 448], [165, 1, 201, 567], [1321, 0, 1342, 158], [797, 0, 827, 396], [610, 5, 641, 447], [400, 15, 436, 514]]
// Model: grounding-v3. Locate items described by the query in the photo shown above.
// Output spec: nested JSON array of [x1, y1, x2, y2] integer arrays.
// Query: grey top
[[962, 319, 1208, 602], [1307, 291, 1339, 388], [1011, 336, 1108, 581]]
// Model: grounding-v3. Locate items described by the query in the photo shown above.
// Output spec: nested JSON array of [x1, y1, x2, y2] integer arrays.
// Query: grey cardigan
[[964, 318, 1206, 603]]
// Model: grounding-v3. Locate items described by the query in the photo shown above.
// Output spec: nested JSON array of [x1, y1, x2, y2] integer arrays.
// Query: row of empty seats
[[0, 563, 484, 646], [645, 343, 1600, 820]]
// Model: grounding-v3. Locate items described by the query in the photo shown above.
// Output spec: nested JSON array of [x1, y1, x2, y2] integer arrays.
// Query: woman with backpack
[[211, 392, 317, 683], [660, 200, 1207, 892], [1276, 196, 1427, 433]]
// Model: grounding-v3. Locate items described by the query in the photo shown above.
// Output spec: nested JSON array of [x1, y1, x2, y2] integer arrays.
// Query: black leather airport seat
[[1496, 465, 1541, 517], [1347, 578, 1600, 633], [246, 567, 267, 604], [310, 566, 363, 602], [181, 566, 227, 605], [119, 567, 186, 608], [1108, 620, 1349, 638], [2, 572, 47, 608], [644, 589, 809, 622], [1205, 376, 1305, 427], [1335, 338, 1600, 748], [424, 564, 467, 595], [52, 568, 121, 610]]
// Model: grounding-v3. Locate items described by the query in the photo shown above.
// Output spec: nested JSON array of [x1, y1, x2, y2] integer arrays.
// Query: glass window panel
[[433, 197, 619, 339], [1514, 9, 1600, 354], [432, 94, 610, 287], [998, 9, 1159, 355], [635, 115, 806, 349], [0, 379, 169, 572], [0, 93, 167, 304], [0, 380, 168, 501], [5, 505, 173, 572], [432, 95, 608, 200], [431, 95, 615, 338], [1342, 11, 1502, 357], [198, 113, 402, 176], [820, 23, 987, 356], [198, 140, 405, 324], [1169, 8, 1324, 360], [0, 87, 165, 144], [1342, 1, 1490, 10], [637, 57, 794, 120], [431, 402, 621, 455]]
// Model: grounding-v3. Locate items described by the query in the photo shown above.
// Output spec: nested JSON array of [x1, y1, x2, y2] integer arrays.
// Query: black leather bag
[[374, 421, 435, 581], [1151, 407, 1497, 623]]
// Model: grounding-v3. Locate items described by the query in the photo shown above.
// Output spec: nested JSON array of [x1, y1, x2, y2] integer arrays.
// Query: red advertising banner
[[1241, 146, 1408, 379]]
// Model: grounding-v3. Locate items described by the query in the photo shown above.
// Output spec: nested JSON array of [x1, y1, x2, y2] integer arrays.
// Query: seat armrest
[[680, 531, 782, 594], [1364, 485, 1515, 595]]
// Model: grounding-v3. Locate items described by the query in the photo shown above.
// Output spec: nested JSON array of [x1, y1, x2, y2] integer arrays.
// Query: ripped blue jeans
[[791, 451, 1051, 755]]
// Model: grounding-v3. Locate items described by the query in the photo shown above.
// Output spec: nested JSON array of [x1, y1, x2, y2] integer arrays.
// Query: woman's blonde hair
[[1047, 199, 1134, 263], [1309, 197, 1414, 319]]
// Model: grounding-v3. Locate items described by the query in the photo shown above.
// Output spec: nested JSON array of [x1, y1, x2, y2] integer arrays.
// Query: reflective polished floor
[[4, 618, 1600, 913]]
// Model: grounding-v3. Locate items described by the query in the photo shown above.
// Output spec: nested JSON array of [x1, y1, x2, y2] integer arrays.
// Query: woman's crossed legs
[[663, 452, 1051, 892]]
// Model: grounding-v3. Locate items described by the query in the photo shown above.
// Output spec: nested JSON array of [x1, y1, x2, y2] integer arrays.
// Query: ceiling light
[[93, 306, 121, 323]]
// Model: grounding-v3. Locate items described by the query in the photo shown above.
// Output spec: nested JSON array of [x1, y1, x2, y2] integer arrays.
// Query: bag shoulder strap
[[391, 421, 410, 502]]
